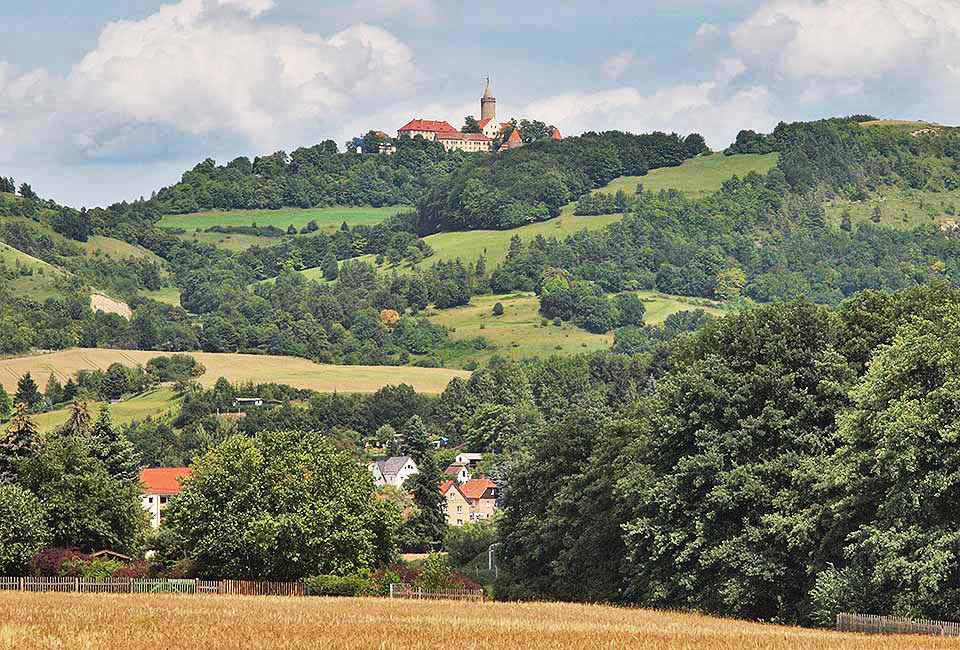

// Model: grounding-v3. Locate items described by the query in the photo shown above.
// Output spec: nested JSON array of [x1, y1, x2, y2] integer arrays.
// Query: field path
[[0, 348, 469, 395]]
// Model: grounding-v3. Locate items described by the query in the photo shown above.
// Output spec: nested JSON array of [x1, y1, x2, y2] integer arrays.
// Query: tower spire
[[480, 77, 496, 121]]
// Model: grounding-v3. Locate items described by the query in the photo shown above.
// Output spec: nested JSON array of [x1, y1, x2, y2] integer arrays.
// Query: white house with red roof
[[139, 467, 190, 528]]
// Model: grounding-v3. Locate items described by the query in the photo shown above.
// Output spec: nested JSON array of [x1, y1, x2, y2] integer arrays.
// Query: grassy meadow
[[32, 387, 182, 433], [825, 185, 960, 230], [159, 205, 406, 232], [429, 291, 725, 367], [0, 348, 469, 395], [600, 152, 779, 198], [141, 286, 183, 307], [0, 241, 65, 300], [1, 591, 952, 650]]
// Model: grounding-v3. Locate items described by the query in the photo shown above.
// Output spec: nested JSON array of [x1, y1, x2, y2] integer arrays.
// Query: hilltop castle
[[396, 79, 561, 153]]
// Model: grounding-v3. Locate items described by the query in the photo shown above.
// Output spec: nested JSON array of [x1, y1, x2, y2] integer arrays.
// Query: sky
[[1, 0, 959, 208]]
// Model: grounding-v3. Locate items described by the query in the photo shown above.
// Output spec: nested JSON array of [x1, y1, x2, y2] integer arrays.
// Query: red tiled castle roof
[[398, 119, 459, 133]]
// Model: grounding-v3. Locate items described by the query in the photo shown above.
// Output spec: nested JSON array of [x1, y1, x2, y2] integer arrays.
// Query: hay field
[[0, 348, 469, 395], [1, 591, 952, 650]]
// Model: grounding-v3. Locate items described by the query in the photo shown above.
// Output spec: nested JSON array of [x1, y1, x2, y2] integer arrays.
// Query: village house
[[369, 456, 419, 488], [444, 462, 471, 483], [440, 478, 499, 526], [139, 467, 190, 529], [455, 452, 484, 468]]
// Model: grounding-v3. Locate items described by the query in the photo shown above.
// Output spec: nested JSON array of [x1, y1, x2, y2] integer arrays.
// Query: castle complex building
[[396, 80, 560, 153]]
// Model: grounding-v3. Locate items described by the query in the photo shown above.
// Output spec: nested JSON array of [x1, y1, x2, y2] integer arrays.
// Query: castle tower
[[480, 77, 496, 121]]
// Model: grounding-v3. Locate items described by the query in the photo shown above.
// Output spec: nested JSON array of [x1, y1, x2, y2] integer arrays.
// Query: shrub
[[112, 560, 151, 578], [445, 519, 498, 566], [492, 302, 504, 316], [60, 557, 125, 578], [415, 553, 453, 591], [305, 574, 373, 597], [31, 547, 84, 577]]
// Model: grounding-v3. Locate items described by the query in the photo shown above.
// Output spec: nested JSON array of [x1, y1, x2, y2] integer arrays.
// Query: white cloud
[[731, 0, 960, 108], [523, 76, 777, 150], [602, 51, 635, 80], [351, 0, 439, 26], [0, 0, 422, 167]]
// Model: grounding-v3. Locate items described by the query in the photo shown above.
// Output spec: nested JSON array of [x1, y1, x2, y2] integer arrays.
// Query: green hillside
[[273, 153, 779, 282], [158, 205, 405, 232], [429, 291, 727, 368], [600, 152, 779, 198], [0, 241, 65, 300]]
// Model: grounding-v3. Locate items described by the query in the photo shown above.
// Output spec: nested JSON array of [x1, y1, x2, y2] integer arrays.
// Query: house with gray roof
[[369, 456, 419, 488]]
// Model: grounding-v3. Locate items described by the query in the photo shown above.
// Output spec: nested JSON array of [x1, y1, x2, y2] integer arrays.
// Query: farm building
[[369, 456, 419, 488]]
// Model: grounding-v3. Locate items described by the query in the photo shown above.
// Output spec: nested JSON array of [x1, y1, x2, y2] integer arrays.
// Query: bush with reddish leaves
[[449, 572, 483, 591], [30, 548, 85, 577], [112, 561, 150, 578]]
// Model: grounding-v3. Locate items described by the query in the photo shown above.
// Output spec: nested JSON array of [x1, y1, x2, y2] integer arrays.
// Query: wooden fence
[[837, 612, 960, 637], [0, 578, 477, 602], [389, 583, 485, 602], [0, 577, 301, 597]]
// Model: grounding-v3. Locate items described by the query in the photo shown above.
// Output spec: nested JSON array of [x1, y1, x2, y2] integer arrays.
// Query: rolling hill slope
[[280, 153, 777, 281]]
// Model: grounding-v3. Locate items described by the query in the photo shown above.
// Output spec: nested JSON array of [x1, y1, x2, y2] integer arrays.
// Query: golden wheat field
[[0, 592, 954, 650], [0, 348, 469, 395]]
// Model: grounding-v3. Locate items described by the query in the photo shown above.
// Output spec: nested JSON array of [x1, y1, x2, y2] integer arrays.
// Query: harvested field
[[0, 348, 469, 395], [1, 591, 954, 650]]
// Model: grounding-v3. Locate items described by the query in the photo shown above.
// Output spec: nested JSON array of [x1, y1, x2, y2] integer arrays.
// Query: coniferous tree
[[62, 379, 78, 403], [0, 403, 37, 483], [45, 373, 64, 406], [399, 415, 446, 551], [401, 415, 431, 461], [62, 401, 93, 438], [14, 373, 41, 410], [90, 408, 140, 481], [0, 386, 11, 422], [322, 250, 339, 281]]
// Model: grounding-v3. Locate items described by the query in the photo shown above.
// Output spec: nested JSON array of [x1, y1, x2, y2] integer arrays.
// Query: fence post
[[74, 578, 80, 593]]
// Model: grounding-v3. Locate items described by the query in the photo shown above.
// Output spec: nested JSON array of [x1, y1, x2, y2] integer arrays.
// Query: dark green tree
[[18, 429, 146, 553], [90, 409, 140, 481], [14, 373, 41, 410], [101, 363, 129, 400], [322, 250, 339, 281], [0, 484, 50, 575], [167, 430, 399, 579], [45, 373, 64, 406], [0, 403, 38, 483], [0, 386, 11, 422]]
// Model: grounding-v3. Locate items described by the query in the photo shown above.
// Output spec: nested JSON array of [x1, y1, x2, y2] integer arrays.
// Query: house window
[[160, 496, 168, 505], [457, 519, 463, 525], [457, 505, 463, 513]]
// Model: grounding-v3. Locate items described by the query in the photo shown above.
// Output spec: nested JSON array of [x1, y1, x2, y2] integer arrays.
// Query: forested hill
[[151, 137, 456, 214], [416, 131, 706, 234], [488, 117, 960, 305]]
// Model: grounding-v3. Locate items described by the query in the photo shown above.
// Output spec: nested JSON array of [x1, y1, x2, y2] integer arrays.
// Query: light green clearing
[[33, 387, 182, 433], [600, 152, 780, 199], [428, 291, 727, 368], [158, 206, 406, 232], [0, 241, 65, 300], [83, 235, 164, 263], [825, 185, 960, 230], [141, 287, 183, 307]]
